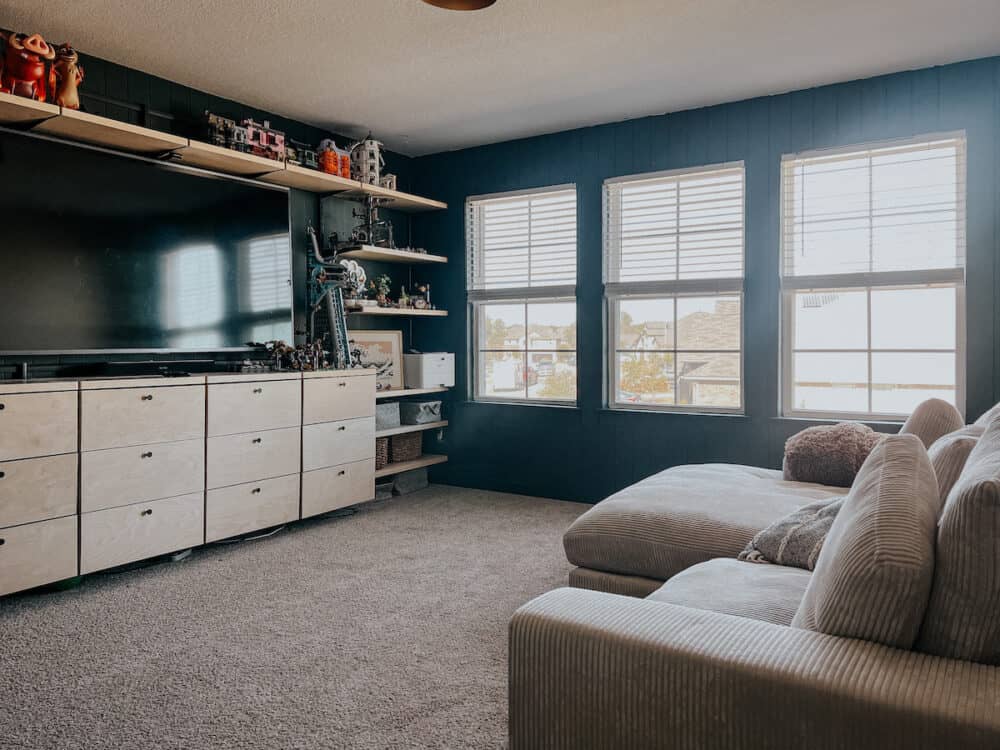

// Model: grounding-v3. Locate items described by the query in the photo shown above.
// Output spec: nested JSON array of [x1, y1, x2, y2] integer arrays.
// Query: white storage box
[[403, 353, 455, 389]]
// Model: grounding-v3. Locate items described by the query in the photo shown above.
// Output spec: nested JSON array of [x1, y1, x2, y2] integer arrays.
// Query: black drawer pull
[[337, 425, 346, 432], [252, 437, 262, 444], [0, 403, 5, 410], [251, 487, 262, 495], [141, 451, 153, 459], [252, 387, 263, 394], [0, 471, 5, 479], [337, 382, 347, 388], [140, 509, 153, 517], [0, 538, 5, 546], [337, 470, 346, 476], [141, 394, 154, 401]]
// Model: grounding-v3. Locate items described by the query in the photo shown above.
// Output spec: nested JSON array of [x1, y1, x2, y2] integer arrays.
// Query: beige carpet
[[0, 485, 584, 750]]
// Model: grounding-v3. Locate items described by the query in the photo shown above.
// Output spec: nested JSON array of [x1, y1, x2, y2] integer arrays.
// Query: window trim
[[466, 184, 579, 406], [603, 161, 746, 414], [779, 133, 967, 420]]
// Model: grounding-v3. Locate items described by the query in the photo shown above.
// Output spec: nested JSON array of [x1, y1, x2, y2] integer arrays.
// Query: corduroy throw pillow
[[917, 415, 1000, 663], [782, 422, 883, 488], [900, 397, 964, 448], [927, 425, 983, 503], [792, 434, 942, 649]]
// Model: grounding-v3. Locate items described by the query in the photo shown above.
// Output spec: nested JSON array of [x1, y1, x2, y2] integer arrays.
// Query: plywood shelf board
[[340, 182, 447, 212], [346, 307, 447, 317], [172, 140, 285, 176], [259, 163, 356, 193], [337, 246, 447, 264], [0, 91, 58, 125], [375, 454, 448, 478], [376, 420, 448, 438], [33, 108, 187, 154]]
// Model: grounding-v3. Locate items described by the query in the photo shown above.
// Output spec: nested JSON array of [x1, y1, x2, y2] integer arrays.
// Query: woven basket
[[390, 432, 422, 463], [375, 437, 390, 470]]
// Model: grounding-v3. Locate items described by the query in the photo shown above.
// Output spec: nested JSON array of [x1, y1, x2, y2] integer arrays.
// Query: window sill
[[774, 414, 904, 427], [462, 399, 579, 411], [600, 407, 748, 419]]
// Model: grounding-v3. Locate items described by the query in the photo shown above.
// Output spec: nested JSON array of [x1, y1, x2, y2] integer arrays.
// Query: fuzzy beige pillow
[[783, 422, 883, 488]]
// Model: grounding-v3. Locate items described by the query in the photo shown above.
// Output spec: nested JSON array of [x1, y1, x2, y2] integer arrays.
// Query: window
[[467, 186, 577, 403], [604, 163, 745, 412], [781, 135, 966, 418], [161, 243, 224, 349]]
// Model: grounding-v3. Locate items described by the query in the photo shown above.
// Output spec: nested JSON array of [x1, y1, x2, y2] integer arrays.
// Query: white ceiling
[[3, 0, 1000, 156]]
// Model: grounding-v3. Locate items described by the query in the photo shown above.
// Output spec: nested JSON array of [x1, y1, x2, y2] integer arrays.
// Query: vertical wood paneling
[[410, 58, 1000, 503]]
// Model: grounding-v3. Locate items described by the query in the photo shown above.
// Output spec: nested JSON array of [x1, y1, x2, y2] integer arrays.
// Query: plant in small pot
[[372, 274, 392, 306]]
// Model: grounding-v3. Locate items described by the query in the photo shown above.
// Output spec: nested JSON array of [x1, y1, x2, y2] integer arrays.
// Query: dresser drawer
[[302, 417, 375, 472], [206, 473, 299, 542], [80, 492, 204, 574], [207, 427, 300, 490], [0, 453, 78, 527], [303, 373, 375, 424], [81, 438, 205, 513], [0, 391, 78, 461], [81, 385, 205, 451], [0, 516, 78, 597], [301, 459, 375, 518], [207, 380, 301, 437]]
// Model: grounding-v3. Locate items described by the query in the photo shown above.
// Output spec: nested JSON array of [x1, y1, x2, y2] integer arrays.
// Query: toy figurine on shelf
[[318, 138, 351, 178], [370, 274, 392, 306], [410, 282, 432, 310], [265, 339, 330, 372], [204, 112, 250, 153], [350, 134, 386, 185], [285, 138, 318, 170], [0, 31, 56, 101], [50, 43, 84, 109], [243, 118, 285, 162]]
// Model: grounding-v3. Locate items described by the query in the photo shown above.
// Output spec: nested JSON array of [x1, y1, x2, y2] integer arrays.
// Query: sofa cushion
[[564, 464, 847, 582], [974, 401, 1000, 427], [738, 496, 843, 571], [900, 397, 964, 448], [792, 434, 941, 649], [647, 558, 812, 626], [782, 421, 883, 487], [928, 425, 983, 503], [917, 416, 1000, 663]]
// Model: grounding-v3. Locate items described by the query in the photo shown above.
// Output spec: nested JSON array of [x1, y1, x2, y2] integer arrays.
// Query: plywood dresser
[[0, 369, 375, 597]]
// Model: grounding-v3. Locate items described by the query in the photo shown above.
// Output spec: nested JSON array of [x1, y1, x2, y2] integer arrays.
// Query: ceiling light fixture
[[421, 0, 496, 9]]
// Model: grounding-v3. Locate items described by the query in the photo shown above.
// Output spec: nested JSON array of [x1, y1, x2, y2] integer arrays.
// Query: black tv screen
[[0, 128, 292, 352]]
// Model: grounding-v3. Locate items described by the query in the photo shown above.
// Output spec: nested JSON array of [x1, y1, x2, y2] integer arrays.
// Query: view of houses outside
[[477, 301, 577, 401], [614, 296, 741, 409]]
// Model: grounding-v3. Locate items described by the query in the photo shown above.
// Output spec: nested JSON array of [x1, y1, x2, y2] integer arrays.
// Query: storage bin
[[390, 432, 422, 463], [376, 402, 401, 431], [403, 353, 455, 389], [399, 400, 443, 425], [375, 437, 389, 470]]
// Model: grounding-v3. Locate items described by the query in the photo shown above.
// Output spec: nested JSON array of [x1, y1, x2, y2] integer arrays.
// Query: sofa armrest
[[509, 588, 1000, 750]]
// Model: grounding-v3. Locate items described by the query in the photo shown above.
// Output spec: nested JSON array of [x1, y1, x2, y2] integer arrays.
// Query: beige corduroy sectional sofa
[[509, 401, 1000, 749]]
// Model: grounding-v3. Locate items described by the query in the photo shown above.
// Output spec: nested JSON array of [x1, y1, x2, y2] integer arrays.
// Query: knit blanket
[[739, 497, 844, 571]]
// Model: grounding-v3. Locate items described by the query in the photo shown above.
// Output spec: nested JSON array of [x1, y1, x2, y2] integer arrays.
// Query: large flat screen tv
[[0, 127, 293, 353]]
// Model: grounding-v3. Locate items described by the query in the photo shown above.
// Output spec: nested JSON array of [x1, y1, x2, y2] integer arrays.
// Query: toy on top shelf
[[285, 138, 319, 170], [318, 138, 351, 178], [51, 43, 84, 109], [0, 31, 56, 101], [350, 134, 385, 185], [205, 112, 248, 152], [243, 118, 285, 161]]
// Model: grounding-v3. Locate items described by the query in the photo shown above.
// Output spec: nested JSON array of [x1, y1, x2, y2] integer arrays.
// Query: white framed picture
[[349, 329, 404, 391]]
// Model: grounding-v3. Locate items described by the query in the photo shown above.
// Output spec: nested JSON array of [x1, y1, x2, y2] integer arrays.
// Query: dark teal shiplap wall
[[410, 57, 1000, 503]]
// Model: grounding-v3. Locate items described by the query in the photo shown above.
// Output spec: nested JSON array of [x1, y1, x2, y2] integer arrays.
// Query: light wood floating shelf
[[340, 181, 448, 212], [172, 140, 285, 176], [347, 307, 447, 317], [34, 108, 188, 154], [376, 420, 448, 438], [259, 163, 356, 193], [337, 245, 448, 264], [376, 387, 449, 400], [0, 91, 58, 125], [375, 454, 448, 478]]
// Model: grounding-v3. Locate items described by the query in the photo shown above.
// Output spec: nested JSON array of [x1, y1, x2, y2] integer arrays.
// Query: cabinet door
[[81, 438, 205, 513], [80, 492, 204, 574], [207, 380, 301, 437], [302, 459, 375, 518], [0, 516, 78, 597], [205, 474, 299, 542], [303, 374, 375, 424], [0, 453, 78, 527], [206, 427, 300, 489], [302, 417, 375, 471], [81, 386, 205, 451], [0, 391, 78, 461]]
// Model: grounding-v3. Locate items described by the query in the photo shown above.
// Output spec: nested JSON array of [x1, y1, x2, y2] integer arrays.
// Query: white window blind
[[240, 234, 291, 312], [604, 164, 744, 291], [467, 186, 577, 296], [782, 136, 966, 281]]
